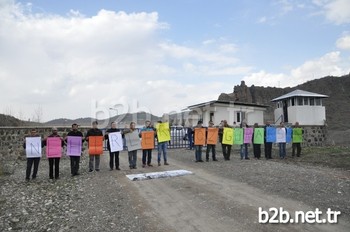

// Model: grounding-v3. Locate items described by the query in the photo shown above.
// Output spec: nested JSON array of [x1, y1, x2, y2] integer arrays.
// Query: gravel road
[[1, 147, 349, 231]]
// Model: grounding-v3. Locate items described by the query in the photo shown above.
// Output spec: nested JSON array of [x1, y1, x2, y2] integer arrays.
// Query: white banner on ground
[[126, 170, 193, 181]]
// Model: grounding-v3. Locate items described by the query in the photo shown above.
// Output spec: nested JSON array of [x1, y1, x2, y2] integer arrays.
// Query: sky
[[1, 0, 350, 122]]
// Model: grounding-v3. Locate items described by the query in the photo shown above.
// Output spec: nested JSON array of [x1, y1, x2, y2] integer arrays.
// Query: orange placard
[[141, 131, 155, 149], [194, 128, 206, 145], [88, 136, 104, 155], [206, 128, 219, 145]]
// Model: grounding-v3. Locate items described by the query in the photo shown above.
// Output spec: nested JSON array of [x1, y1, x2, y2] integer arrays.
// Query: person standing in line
[[140, 120, 155, 168], [44, 127, 64, 180], [240, 122, 250, 160], [105, 121, 121, 171], [186, 125, 194, 150], [66, 123, 84, 176], [278, 122, 287, 159], [221, 120, 232, 161], [193, 120, 204, 162], [124, 122, 139, 169], [292, 122, 302, 157], [156, 120, 170, 166], [23, 128, 43, 181], [206, 121, 218, 162], [252, 123, 261, 159], [85, 121, 103, 172], [264, 121, 273, 160]]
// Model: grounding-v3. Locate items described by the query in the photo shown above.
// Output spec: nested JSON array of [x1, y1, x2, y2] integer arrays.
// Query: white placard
[[108, 132, 123, 152], [276, 128, 286, 143], [125, 131, 142, 152], [25, 137, 42, 158]]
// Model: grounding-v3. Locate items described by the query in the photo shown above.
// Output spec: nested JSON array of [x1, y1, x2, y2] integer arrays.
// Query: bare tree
[[32, 105, 43, 123]]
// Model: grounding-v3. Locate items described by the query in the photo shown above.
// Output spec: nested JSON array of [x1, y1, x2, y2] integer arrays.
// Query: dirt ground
[[119, 148, 350, 232], [1, 147, 349, 232]]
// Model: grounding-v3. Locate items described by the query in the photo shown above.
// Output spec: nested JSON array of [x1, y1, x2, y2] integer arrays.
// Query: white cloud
[[0, 1, 244, 121], [336, 34, 350, 50], [243, 51, 349, 88], [313, 0, 350, 24]]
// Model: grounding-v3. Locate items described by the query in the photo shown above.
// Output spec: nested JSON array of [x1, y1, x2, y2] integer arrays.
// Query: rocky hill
[[218, 74, 350, 130]]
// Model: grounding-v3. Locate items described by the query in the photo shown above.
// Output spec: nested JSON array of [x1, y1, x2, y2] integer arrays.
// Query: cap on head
[[197, 120, 203, 124]]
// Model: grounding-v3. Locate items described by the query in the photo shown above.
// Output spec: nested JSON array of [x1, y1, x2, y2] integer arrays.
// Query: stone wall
[[0, 127, 92, 175]]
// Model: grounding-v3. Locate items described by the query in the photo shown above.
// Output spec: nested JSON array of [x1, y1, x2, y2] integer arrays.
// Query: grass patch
[[289, 146, 350, 170]]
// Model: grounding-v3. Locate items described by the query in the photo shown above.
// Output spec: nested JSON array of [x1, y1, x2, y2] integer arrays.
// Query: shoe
[[55, 177, 60, 180], [198, 160, 204, 162], [213, 159, 218, 161], [25, 178, 30, 182], [110, 168, 113, 171], [147, 164, 153, 167], [89, 169, 93, 172], [49, 177, 54, 179], [158, 162, 161, 166], [133, 166, 137, 169], [95, 169, 100, 172], [142, 164, 146, 168], [164, 162, 169, 165], [116, 167, 120, 170], [206, 159, 209, 162], [245, 157, 250, 160]]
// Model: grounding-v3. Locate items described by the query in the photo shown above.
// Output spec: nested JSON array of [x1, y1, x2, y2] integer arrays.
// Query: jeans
[[26, 157, 40, 180], [48, 157, 60, 179], [194, 145, 203, 161], [292, 143, 301, 156], [188, 134, 193, 149], [142, 149, 152, 165], [221, 144, 232, 160], [70, 156, 80, 175], [240, 144, 249, 159], [89, 155, 100, 171], [264, 142, 273, 159], [253, 144, 261, 159], [279, 143, 286, 158], [206, 144, 216, 160], [109, 151, 120, 169], [128, 150, 137, 168], [157, 142, 168, 163]]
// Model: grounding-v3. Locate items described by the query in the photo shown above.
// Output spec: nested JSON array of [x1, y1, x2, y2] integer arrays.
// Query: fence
[[103, 126, 190, 151]]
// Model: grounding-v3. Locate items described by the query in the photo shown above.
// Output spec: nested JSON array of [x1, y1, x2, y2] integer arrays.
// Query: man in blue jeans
[[156, 121, 170, 166]]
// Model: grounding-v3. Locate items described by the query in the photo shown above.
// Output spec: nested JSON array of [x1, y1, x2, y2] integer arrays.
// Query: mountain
[[218, 74, 350, 130], [44, 112, 161, 127]]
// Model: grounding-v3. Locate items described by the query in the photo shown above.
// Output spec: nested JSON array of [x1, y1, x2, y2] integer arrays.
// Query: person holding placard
[[206, 121, 218, 162], [105, 122, 122, 170], [85, 121, 104, 172], [23, 128, 43, 181], [140, 120, 155, 168], [124, 122, 141, 169], [221, 120, 233, 161], [252, 123, 262, 159], [264, 122, 273, 160], [66, 123, 84, 176], [156, 121, 170, 166], [277, 122, 287, 159], [292, 122, 303, 157], [193, 120, 205, 162], [44, 127, 64, 180]]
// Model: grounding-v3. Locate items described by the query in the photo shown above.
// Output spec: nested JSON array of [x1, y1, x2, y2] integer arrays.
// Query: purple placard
[[67, 136, 82, 156]]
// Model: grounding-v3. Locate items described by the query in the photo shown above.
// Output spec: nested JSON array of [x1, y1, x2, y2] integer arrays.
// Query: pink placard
[[244, 128, 253, 144], [46, 137, 62, 158]]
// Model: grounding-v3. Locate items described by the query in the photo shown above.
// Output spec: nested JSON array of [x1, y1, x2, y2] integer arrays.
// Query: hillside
[[218, 74, 350, 130]]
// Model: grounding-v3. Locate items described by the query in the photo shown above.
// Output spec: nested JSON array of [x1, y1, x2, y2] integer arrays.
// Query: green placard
[[292, 128, 303, 143], [234, 128, 243, 145], [253, 128, 264, 144]]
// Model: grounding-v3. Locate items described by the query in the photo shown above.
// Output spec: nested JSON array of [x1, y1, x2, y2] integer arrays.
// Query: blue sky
[[0, 0, 349, 122]]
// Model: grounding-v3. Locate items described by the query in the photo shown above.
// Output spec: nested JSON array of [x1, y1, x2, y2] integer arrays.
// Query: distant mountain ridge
[[218, 74, 350, 130]]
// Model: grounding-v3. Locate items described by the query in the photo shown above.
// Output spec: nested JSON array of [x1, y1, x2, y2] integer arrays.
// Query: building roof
[[186, 100, 269, 110], [271, 89, 329, 102]]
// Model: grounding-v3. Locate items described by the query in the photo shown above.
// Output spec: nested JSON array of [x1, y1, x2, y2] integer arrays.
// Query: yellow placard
[[222, 128, 234, 145], [156, 122, 171, 143]]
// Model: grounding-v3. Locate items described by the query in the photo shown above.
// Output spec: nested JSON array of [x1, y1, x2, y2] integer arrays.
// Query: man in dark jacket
[[66, 123, 84, 176], [85, 121, 103, 172], [104, 121, 121, 170]]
